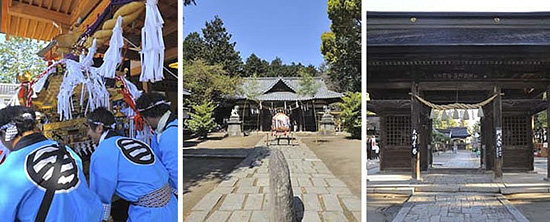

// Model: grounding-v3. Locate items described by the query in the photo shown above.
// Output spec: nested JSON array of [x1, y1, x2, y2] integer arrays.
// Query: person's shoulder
[[163, 120, 178, 134]]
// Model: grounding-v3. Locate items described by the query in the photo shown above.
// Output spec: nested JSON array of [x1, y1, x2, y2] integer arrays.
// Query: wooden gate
[[380, 115, 411, 170], [502, 115, 534, 171]]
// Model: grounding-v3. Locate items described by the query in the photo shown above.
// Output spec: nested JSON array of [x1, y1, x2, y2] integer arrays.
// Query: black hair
[[135, 92, 170, 118], [0, 106, 36, 136], [87, 107, 115, 131]]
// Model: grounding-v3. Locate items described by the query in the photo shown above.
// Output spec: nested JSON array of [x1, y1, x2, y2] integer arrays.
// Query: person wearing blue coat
[[136, 92, 178, 195], [87, 107, 177, 222], [0, 106, 102, 222]]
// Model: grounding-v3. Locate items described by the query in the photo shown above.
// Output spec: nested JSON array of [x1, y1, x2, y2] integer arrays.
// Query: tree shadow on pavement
[[183, 147, 271, 215]]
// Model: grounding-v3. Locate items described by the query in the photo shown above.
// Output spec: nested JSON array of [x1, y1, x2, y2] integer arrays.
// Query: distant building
[[0, 84, 19, 107], [228, 77, 342, 131], [436, 127, 471, 140]]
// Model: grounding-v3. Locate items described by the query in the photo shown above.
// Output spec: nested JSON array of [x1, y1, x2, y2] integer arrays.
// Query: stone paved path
[[432, 150, 480, 168], [393, 192, 529, 222], [185, 140, 361, 222]]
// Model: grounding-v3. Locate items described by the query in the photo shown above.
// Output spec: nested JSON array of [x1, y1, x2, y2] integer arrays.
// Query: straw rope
[[413, 94, 498, 110]]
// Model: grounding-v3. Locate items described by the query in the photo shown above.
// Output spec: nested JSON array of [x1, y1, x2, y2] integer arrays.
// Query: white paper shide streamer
[[81, 39, 109, 114], [140, 0, 165, 83], [57, 38, 110, 120], [57, 60, 85, 120], [98, 16, 124, 79]]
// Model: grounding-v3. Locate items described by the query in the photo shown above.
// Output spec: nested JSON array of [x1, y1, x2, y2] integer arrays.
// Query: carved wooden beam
[[9, 2, 71, 26]]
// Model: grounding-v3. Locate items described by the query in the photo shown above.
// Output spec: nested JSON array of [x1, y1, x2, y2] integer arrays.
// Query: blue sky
[[183, 1, 331, 67]]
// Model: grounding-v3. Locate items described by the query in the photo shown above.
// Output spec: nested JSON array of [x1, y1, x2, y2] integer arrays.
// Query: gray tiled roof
[[238, 77, 342, 101], [436, 127, 471, 139]]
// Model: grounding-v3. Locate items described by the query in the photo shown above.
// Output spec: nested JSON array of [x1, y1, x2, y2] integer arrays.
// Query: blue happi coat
[[0, 133, 102, 222], [151, 117, 178, 193], [90, 131, 177, 222]]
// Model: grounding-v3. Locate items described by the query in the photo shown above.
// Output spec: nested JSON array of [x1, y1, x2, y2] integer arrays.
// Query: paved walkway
[[432, 150, 480, 168], [393, 192, 528, 222], [185, 139, 361, 222]]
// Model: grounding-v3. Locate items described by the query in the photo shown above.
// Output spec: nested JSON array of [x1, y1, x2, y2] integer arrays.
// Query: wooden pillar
[[380, 115, 386, 171], [259, 103, 263, 131], [427, 118, 433, 167], [411, 83, 420, 180], [494, 86, 503, 179], [546, 86, 550, 179], [420, 103, 429, 171], [529, 114, 534, 171]]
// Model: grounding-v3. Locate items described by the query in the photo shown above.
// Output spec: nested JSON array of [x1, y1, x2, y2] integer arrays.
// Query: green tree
[[297, 70, 321, 131], [432, 129, 450, 144], [297, 71, 320, 97], [0, 37, 47, 83], [304, 64, 320, 77], [183, 59, 241, 105], [202, 16, 243, 77], [182, 32, 205, 62], [243, 53, 269, 77], [243, 74, 262, 131], [432, 111, 460, 129], [336, 92, 362, 138], [267, 57, 284, 77], [186, 101, 217, 138], [321, 0, 361, 92]]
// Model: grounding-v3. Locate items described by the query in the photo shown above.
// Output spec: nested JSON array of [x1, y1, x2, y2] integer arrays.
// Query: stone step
[[368, 185, 550, 194]]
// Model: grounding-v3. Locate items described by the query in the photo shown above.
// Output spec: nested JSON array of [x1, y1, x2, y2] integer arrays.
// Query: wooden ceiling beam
[[9, 2, 71, 27], [76, 0, 108, 33], [163, 19, 177, 35], [22, 18, 30, 37], [14, 16, 20, 37], [40, 23, 52, 40], [1, 0, 11, 36], [64, 0, 73, 14], [157, 1, 177, 17], [55, 0, 62, 12], [165, 47, 177, 61], [31, 20, 39, 39], [48, 22, 56, 40], [35, 21, 44, 40], [47, 0, 53, 10]]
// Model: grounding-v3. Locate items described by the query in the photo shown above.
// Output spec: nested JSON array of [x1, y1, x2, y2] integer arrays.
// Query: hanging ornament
[[441, 110, 448, 120], [478, 106, 484, 118], [98, 16, 124, 79], [429, 108, 437, 119], [140, 0, 165, 83], [452, 109, 460, 119], [462, 110, 470, 120]]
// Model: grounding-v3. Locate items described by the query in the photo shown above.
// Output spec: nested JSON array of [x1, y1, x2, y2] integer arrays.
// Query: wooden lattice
[[503, 116, 529, 146], [385, 116, 411, 146]]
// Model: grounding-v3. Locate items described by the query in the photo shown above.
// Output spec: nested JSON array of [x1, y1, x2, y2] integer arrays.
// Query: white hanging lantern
[[441, 110, 448, 120], [429, 108, 437, 119], [452, 109, 460, 119], [462, 110, 470, 120], [478, 107, 484, 118]]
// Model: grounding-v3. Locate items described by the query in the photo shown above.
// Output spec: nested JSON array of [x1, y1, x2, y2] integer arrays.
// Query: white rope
[[414, 94, 498, 110]]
